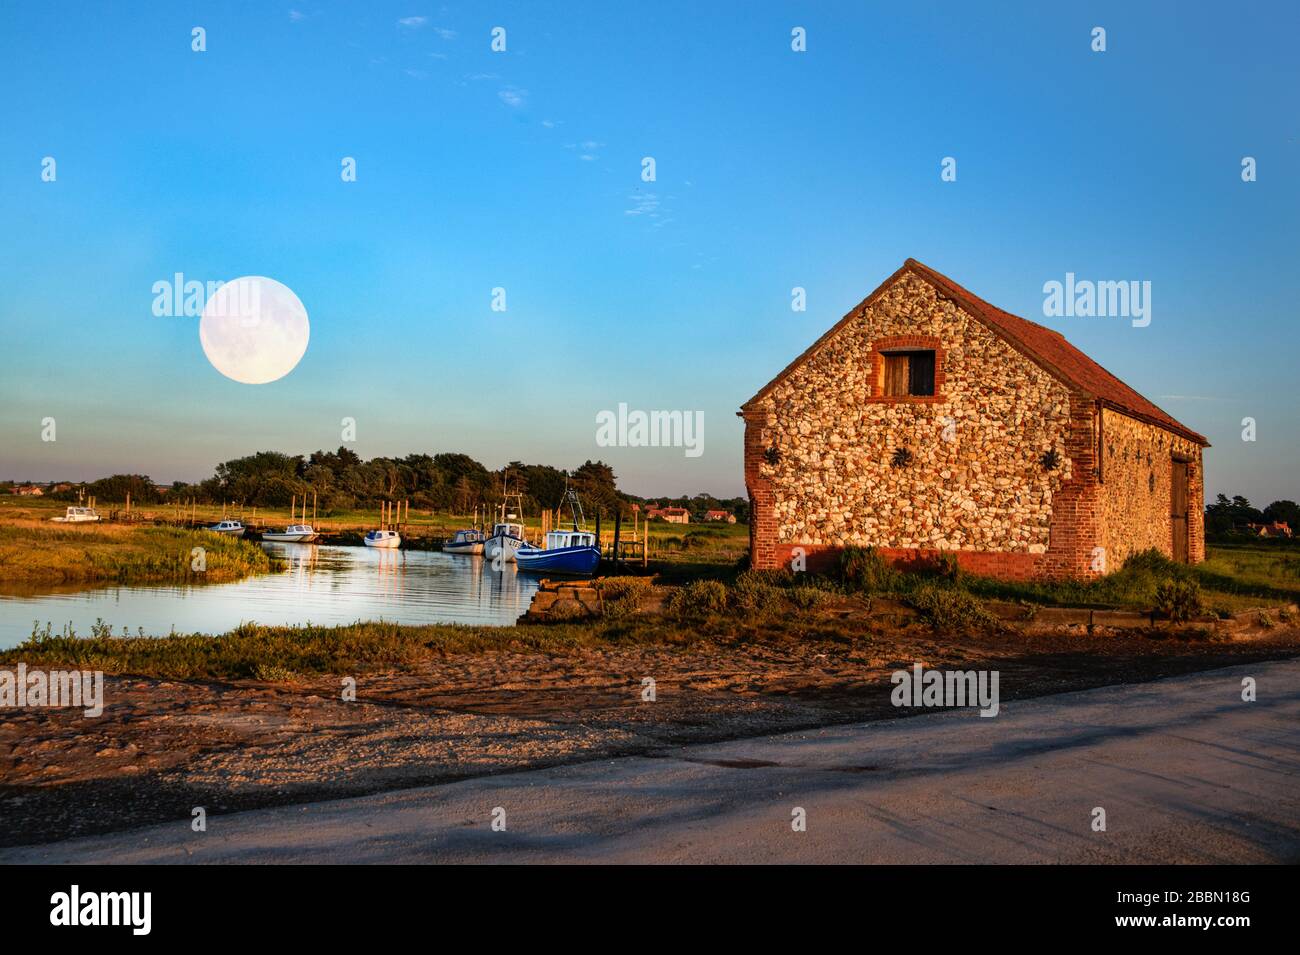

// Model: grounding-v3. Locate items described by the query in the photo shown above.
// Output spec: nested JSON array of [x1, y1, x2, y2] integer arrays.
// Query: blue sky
[[1, 1, 1297, 502]]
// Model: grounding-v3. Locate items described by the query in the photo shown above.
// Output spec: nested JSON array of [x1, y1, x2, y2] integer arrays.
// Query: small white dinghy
[[207, 520, 246, 537], [262, 523, 319, 543], [364, 529, 401, 548], [51, 506, 101, 523]]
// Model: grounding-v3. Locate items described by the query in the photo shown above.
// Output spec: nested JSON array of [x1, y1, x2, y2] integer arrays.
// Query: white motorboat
[[262, 523, 319, 543], [207, 519, 246, 537], [51, 506, 101, 523], [364, 529, 401, 548], [444, 528, 486, 555]]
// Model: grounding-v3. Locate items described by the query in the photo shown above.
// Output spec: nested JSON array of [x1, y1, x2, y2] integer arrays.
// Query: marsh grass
[[1, 618, 696, 681], [962, 546, 1299, 613], [0, 524, 278, 585]]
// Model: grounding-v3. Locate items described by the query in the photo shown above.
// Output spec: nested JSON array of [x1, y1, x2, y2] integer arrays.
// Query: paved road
[[7, 660, 1298, 863]]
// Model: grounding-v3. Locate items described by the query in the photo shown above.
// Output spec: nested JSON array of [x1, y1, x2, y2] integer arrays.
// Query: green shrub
[[1122, 548, 1183, 576], [666, 579, 729, 618], [601, 577, 652, 619], [739, 568, 796, 588], [1154, 577, 1203, 621], [906, 584, 999, 632], [730, 572, 785, 617], [788, 586, 828, 610], [838, 546, 900, 593], [251, 663, 294, 682]]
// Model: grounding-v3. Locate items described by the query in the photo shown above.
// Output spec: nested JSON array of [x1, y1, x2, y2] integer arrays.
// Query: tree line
[[35, 449, 748, 522], [1204, 494, 1299, 536]]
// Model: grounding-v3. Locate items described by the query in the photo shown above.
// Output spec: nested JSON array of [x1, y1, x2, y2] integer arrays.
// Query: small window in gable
[[882, 350, 936, 397]]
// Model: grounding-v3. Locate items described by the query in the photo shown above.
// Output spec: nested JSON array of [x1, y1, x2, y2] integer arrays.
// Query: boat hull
[[262, 533, 318, 543], [209, 528, 245, 538], [443, 542, 484, 555], [364, 534, 401, 549], [484, 534, 525, 563], [515, 544, 601, 576]]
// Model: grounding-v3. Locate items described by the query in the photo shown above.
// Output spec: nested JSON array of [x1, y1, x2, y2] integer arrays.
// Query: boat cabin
[[492, 522, 525, 539], [546, 530, 595, 550]]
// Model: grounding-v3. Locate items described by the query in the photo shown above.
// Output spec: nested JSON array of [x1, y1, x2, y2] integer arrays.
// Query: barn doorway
[[1170, 459, 1190, 563]]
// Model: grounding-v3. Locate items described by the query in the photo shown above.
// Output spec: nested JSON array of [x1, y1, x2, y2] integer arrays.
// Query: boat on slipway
[[51, 506, 101, 523]]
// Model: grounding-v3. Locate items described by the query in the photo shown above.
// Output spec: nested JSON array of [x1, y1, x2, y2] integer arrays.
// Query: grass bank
[[1, 615, 714, 681], [0, 523, 279, 587]]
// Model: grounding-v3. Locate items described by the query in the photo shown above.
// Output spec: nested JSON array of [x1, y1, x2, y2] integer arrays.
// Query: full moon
[[199, 276, 309, 384]]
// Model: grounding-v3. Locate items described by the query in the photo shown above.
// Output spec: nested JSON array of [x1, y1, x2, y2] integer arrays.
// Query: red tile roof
[[741, 259, 1208, 446]]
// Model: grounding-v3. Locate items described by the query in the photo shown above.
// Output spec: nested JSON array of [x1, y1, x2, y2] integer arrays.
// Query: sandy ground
[[3, 625, 1299, 850], [5, 658, 1297, 864]]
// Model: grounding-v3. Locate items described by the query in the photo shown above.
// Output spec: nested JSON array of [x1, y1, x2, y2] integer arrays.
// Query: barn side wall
[[1096, 407, 1206, 568]]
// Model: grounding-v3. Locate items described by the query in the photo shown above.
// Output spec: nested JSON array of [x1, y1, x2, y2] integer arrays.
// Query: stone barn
[[740, 259, 1208, 580]]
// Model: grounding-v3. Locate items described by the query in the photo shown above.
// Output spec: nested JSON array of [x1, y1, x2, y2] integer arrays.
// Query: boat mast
[[565, 488, 585, 530]]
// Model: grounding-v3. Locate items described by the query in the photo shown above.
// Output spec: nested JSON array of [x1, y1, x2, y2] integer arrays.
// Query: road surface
[[6, 659, 1297, 863]]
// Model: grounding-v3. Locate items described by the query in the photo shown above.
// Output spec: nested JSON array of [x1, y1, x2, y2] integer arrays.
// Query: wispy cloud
[[625, 193, 661, 216], [624, 191, 673, 227], [497, 86, 528, 108], [434, 27, 457, 40], [397, 16, 429, 28], [404, 68, 429, 79], [289, 9, 307, 23]]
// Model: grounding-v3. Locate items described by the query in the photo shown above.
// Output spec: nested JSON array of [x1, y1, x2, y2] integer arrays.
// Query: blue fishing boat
[[515, 487, 601, 575], [515, 529, 601, 575]]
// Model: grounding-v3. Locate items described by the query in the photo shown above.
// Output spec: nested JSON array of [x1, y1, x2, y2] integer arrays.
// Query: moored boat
[[444, 528, 486, 555], [207, 519, 246, 537], [515, 487, 600, 576], [484, 522, 526, 563], [51, 506, 101, 523], [484, 480, 529, 564], [262, 523, 319, 543], [515, 529, 601, 575], [364, 529, 401, 548]]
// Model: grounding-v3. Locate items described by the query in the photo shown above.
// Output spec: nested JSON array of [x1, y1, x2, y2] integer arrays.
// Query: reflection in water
[[0, 544, 540, 648]]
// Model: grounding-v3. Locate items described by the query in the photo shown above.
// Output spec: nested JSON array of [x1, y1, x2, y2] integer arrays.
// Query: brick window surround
[[866, 335, 946, 403]]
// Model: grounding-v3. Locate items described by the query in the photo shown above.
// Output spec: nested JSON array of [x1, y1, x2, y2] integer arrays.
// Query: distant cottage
[[703, 509, 737, 524], [1245, 521, 1292, 538], [739, 259, 1209, 581]]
